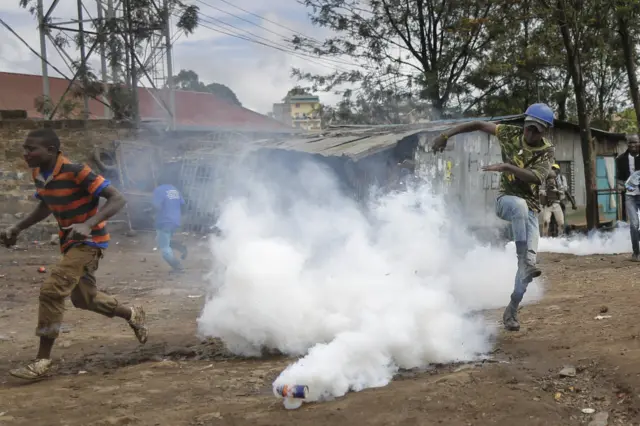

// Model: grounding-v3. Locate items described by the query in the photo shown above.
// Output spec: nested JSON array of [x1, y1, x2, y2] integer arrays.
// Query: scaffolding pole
[[77, 0, 90, 121], [164, 0, 176, 130], [96, 0, 111, 118], [37, 0, 50, 117]]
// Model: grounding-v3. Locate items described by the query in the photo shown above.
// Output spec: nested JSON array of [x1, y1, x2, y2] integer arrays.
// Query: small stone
[[14, 212, 24, 219], [194, 412, 222, 423], [554, 392, 562, 401], [97, 415, 138, 425], [582, 408, 596, 414], [559, 366, 577, 377], [150, 360, 179, 369], [599, 306, 608, 314], [50, 234, 60, 245], [588, 412, 609, 426]]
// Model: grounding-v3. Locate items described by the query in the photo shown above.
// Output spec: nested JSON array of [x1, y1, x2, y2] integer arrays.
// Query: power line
[[193, 8, 364, 70], [210, 0, 326, 46], [184, 12, 358, 74], [203, 0, 372, 69]]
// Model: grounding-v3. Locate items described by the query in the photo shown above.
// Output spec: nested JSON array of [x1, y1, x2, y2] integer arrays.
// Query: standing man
[[540, 168, 565, 237], [616, 135, 640, 260], [152, 177, 188, 272], [0, 129, 148, 380], [541, 165, 577, 237], [551, 163, 577, 235], [432, 103, 555, 331]]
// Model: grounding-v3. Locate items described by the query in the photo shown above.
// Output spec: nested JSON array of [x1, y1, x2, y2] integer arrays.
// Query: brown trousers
[[37, 244, 119, 339]]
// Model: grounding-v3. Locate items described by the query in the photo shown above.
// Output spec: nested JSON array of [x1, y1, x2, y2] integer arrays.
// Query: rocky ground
[[0, 234, 639, 425]]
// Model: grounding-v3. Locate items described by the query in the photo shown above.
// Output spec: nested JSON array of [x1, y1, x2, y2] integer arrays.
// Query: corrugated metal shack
[[102, 126, 425, 233], [100, 115, 627, 234], [414, 115, 627, 226]]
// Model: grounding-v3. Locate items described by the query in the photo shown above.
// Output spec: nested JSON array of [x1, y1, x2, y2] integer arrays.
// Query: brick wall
[[0, 119, 137, 233]]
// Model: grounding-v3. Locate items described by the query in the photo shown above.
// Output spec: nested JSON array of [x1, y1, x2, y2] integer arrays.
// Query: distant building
[[0, 71, 291, 133], [271, 94, 322, 131], [271, 102, 292, 126]]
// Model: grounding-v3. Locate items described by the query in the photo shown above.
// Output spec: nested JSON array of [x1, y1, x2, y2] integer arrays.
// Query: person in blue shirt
[[152, 176, 188, 272]]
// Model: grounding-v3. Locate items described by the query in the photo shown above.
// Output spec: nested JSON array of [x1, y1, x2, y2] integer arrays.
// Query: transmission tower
[[35, 0, 177, 128]]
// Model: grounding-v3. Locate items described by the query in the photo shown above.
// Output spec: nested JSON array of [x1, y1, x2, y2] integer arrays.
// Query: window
[[556, 161, 573, 195]]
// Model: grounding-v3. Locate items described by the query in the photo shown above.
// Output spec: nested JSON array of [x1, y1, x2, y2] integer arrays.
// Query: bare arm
[[15, 201, 51, 231], [443, 121, 498, 138], [85, 186, 127, 228], [502, 165, 540, 183], [432, 121, 497, 152]]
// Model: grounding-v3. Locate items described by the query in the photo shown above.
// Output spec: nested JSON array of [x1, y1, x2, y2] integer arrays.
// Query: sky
[[0, 0, 354, 115]]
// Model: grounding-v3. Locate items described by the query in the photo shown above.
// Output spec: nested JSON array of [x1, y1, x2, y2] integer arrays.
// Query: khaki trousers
[[36, 244, 119, 339]]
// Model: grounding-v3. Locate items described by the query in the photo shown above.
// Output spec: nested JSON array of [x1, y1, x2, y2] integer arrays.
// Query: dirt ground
[[1, 234, 640, 426]]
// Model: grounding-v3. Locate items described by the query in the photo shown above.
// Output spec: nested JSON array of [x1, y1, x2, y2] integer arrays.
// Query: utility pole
[[123, 0, 140, 124], [96, 0, 111, 118], [164, 0, 176, 130], [36, 0, 50, 118], [76, 0, 90, 121]]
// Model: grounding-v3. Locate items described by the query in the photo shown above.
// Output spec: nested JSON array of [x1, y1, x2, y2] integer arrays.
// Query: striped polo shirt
[[33, 154, 111, 253]]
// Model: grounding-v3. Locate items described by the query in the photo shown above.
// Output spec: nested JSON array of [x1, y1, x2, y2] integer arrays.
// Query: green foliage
[[18, 0, 200, 120], [174, 70, 242, 106]]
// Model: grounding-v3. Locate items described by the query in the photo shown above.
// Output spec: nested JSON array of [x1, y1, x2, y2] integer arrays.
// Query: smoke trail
[[535, 224, 632, 256], [197, 157, 543, 404]]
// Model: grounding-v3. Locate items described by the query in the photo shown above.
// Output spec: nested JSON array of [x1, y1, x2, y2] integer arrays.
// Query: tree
[[616, 0, 640, 130], [174, 69, 242, 106], [465, 1, 575, 119], [294, 0, 512, 114], [19, 0, 200, 120], [545, 0, 601, 229]]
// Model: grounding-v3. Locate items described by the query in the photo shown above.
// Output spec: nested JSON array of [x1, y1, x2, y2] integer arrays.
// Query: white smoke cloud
[[196, 158, 543, 406], [533, 223, 633, 256]]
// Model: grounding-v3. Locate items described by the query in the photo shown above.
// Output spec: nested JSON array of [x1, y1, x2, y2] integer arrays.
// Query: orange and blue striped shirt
[[33, 154, 111, 253]]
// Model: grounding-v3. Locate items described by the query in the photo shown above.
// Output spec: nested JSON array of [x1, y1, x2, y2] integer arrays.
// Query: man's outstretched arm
[[431, 121, 498, 152]]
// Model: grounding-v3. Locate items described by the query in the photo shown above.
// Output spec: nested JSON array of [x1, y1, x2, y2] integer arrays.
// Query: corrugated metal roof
[[252, 127, 427, 160], [0, 71, 292, 133]]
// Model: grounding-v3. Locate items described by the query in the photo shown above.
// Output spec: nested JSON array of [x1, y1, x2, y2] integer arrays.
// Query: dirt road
[[1, 235, 639, 425]]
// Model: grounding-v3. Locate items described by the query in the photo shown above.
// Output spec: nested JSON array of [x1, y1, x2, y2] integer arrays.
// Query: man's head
[[552, 163, 560, 173], [523, 103, 554, 145], [22, 128, 61, 169], [627, 134, 639, 155], [547, 169, 557, 179]]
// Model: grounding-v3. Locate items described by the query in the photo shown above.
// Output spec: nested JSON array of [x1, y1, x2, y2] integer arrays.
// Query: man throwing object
[[431, 104, 555, 331]]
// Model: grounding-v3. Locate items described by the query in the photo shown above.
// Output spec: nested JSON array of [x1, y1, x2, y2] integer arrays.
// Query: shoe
[[128, 306, 148, 344], [10, 358, 53, 380], [502, 303, 520, 332], [631, 253, 640, 262]]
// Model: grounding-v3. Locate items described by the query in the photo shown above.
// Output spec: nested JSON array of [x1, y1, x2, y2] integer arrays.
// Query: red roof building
[[0, 71, 292, 133]]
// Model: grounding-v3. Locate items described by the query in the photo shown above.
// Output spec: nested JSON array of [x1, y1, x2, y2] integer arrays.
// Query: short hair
[[27, 128, 61, 152], [626, 133, 639, 144]]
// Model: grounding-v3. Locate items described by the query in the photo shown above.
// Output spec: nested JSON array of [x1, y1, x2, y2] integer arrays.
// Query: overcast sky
[[0, 0, 353, 114]]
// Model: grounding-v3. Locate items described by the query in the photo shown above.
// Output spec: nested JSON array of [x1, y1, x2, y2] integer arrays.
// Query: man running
[[0, 128, 148, 380], [432, 104, 555, 331]]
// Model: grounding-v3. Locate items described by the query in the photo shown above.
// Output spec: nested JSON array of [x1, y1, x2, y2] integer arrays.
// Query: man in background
[[152, 176, 188, 272], [616, 134, 640, 222], [547, 164, 577, 236]]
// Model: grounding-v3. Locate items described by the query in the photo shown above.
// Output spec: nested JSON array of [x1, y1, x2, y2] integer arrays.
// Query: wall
[[0, 120, 137, 226]]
